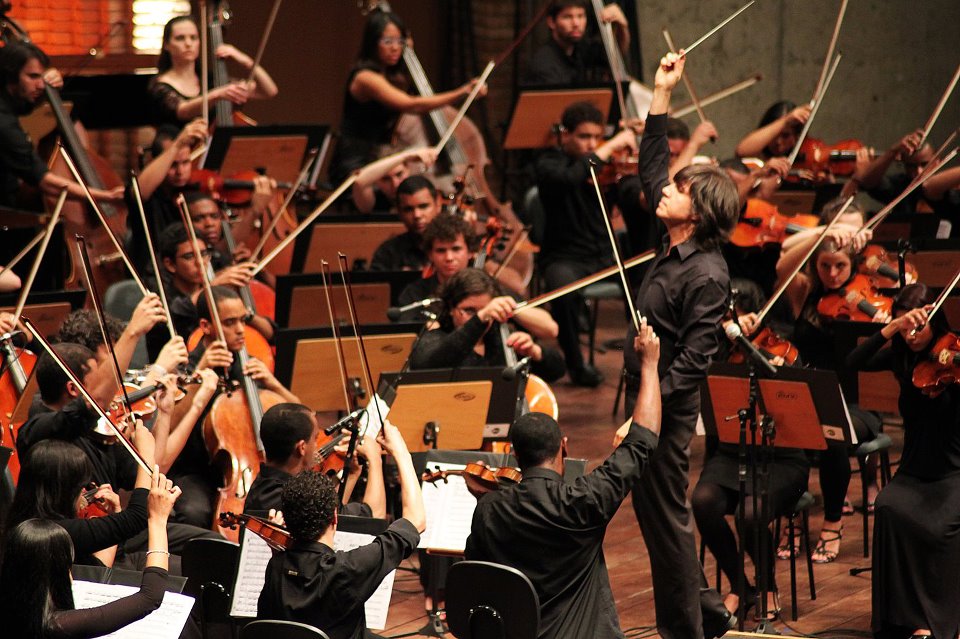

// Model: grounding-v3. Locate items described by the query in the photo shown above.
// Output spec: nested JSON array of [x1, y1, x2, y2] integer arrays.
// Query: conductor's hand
[[655, 51, 685, 91], [634, 317, 660, 369]]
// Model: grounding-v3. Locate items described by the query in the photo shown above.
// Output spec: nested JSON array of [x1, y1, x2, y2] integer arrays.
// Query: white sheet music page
[[418, 461, 477, 553], [230, 530, 273, 617], [71, 580, 194, 639], [333, 530, 396, 631]]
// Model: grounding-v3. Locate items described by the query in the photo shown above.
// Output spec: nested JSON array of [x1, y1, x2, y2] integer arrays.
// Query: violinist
[[464, 322, 661, 639], [327, 10, 486, 184], [845, 285, 960, 639], [257, 422, 425, 639], [0, 41, 123, 208], [620, 51, 740, 639], [243, 403, 386, 520], [124, 119, 208, 277], [536, 100, 637, 387], [408, 268, 565, 382], [524, 0, 630, 86], [148, 15, 278, 127], [371, 175, 442, 274], [774, 203, 884, 563], [352, 146, 439, 214], [734, 100, 811, 162]]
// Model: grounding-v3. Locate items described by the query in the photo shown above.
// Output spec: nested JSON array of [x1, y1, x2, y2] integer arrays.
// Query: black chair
[[240, 620, 330, 639], [182, 537, 240, 639], [850, 432, 893, 557], [446, 560, 539, 639]]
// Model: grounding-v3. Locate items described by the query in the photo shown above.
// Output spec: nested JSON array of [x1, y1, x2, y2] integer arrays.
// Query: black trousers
[[541, 256, 612, 373], [626, 382, 728, 639]]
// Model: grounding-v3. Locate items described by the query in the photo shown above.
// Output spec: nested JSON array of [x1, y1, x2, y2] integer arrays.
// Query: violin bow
[[787, 53, 842, 170], [245, 0, 282, 84], [910, 265, 960, 337], [176, 194, 228, 347], [57, 145, 150, 296], [591, 0, 628, 122], [493, 0, 553, 67], [672, 73, 762, 119], [864, 145, 959, 233], [432, 60, 495, 155], [919, 64, 960, 150], [131, 172, 177, 340], [2, 229, 44, 275], [251, 172, 358, 277], [20, 315, 152, 475], [753, 196, 855, 326], [662, 28, 707, 125], [586, 162, 643, 333], [514, 250, 655, 315], [678, 0, 754, 57], [75, 234, 136, 423], [11, 190, 66, 328], [811, 0, 849, 106], [250, 147, 320, 262]]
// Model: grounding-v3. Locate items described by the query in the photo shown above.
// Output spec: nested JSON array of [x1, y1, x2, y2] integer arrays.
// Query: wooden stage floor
[[379, 310, 887, 638]]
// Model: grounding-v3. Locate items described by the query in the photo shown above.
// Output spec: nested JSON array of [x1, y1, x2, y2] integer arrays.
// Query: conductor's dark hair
[[666, 117, 691, 141], [158, 223, 189, 262], [0, 519, 76, 639], [548, 0, 588, 19], [561, 101, 603, 132], [510, 412, 563, 469], [396, 175, 438, 202], [673, 164, 740, 250], [0, 41, 49, 87], [150, 124, 182, 157], [281, 471, 339, 542], [7, 440, 94, 529], [260, 403, 316, 463], [421, 212, 478, 253], [36, 343, 95, 405], [196, 285, 241, 321], [56, 310, 125, 353], [758, 100, 798, 129], [157, 15, 200, 74]]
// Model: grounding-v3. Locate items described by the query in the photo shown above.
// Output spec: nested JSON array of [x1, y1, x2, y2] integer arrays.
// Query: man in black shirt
[[257, 421, 424, 639], [465, 322, 660, 639], [352, 146, 439, 214], [370, 176, 443, 272], [622, 52, 740, 639], [535, 101, 638, 386], [524, 0, 629, 86]]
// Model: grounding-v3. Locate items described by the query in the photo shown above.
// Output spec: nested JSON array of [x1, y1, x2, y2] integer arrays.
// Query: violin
[[817, 274, 893, 322], [728, 326, 800, 366], [912, 332, 960, 397], [218, 511, 291, 551], [422, 461, 522, 496], [794, 137, 875, 178], [77, 484, 110, 519], [859, 244, 918, 289], [729, 199, 819, 248], [89, 380, 191, 445], [0, 333, 36, 481], [188, 168, 295, 208], [593, 149, 640, 187]]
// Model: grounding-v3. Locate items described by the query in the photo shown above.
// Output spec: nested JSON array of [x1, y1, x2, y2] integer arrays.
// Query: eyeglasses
[[379, 37, 406, 48], [177, 249, 210, 261]]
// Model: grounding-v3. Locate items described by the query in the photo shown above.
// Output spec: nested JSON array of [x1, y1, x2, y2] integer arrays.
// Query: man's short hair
[[36, 343, 95, 405], [0, 41, 49, 87], [673, 164, 740, 251], [196, 286, 241, 322], [56, 310, 125, 353], [183, 190, 218, 209], [281, 470, 339, 542], [421, 212, 478, 253], [548, 0, 588, 19], [158, 223, 189, 262], [396, 175, 438, 202], [666, 118, 691, 141], [509, 412, 563, 469], [260, 403, 316, 463], [561, 101, 603, 133]]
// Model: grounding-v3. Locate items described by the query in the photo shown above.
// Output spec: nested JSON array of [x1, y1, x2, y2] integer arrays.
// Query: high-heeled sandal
[[753, 590, 781, 622], [776, 520, 803, 560], [811, 527, 843, 564]]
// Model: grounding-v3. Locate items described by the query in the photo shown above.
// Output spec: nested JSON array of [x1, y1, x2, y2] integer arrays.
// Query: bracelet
[[145, 549, 170, 557]]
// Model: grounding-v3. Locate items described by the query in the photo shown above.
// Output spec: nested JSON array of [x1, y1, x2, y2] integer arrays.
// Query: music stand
[[290, 213, 407, 273], [388, 381, 492, 452], [275, 271, 419, 328], [202, 124, 331, 186], [0, 290, 87, 339], [831, 321, 901, 415], [503, 89, 612, 150]]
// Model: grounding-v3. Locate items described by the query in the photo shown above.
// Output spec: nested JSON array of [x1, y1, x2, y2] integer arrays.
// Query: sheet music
[[418, 461, 477, 553], [230, 530, 274, 617], [359, 393, 388, 437], [71, 580, 194, 639], [838, 386, 859, 445], [333, 530, 395, 631]]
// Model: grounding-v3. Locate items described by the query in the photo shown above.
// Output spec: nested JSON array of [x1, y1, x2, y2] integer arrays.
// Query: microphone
[[724, 322, 778, 376], [387, 297, 439, 322], [501, 356, 532, 381], [323, 408, 365, 436]]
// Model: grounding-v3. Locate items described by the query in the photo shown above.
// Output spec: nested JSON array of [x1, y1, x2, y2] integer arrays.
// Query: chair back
[[241, 620, 331, 639], [446, 560, 539, 639], [103, 279, 148, 368]]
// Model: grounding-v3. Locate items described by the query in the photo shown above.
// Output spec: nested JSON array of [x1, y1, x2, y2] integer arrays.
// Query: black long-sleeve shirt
[[0, 91, 49, 207], [465, 423, 659, 639], [57, 488, 149, 566], [622, 114, 730, 399], [49, 566, 168, 639]]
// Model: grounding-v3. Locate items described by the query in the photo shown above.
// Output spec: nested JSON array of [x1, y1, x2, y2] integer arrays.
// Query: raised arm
[[351, 70, 482, 114], [735, 105, 810, 158], [378, 421, 425, 532]]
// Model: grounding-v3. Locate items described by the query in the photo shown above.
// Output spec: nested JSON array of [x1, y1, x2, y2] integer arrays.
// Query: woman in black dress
[[847, 284, 960, 639]]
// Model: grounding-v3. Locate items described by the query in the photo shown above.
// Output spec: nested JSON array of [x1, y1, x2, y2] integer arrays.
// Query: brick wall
[[8, 0, 129, 56]]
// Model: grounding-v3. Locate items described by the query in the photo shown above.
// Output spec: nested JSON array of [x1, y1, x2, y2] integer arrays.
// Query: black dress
[[848, 331, 960, 639]]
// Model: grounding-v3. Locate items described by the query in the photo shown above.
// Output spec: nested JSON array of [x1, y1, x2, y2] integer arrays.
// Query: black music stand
[[0, 289, 87, 339], [274, 271, 419, 328], [202, 124, 331, 188]]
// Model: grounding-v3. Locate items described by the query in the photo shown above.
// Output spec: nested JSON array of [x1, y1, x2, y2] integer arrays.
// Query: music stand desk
[[504, 88, 612, 150]]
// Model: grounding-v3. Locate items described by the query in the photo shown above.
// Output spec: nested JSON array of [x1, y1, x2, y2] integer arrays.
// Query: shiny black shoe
[[703, 608, 738, 639], [570, 364, 604, 387]]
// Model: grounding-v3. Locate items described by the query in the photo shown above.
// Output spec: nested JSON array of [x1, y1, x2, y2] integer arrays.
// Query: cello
[[205, 0, 256, 128]]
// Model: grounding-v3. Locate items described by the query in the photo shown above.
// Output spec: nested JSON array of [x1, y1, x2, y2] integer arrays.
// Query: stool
[[582, 281, 623, 367], [698, 491, 816, 622], [850, 432, 893, 557]]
